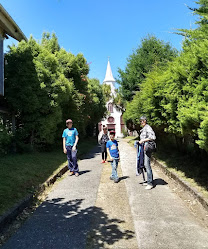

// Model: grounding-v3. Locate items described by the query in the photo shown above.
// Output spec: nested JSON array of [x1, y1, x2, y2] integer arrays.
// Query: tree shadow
[[79, 145, 101, 160], [155, 144, 208, 191], [3, 198, 135, 249]]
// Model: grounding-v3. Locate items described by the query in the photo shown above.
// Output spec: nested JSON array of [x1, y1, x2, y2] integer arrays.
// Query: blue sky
[[1, 0, 198, 84]]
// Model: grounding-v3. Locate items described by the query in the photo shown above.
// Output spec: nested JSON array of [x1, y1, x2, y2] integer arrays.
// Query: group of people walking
[[62, 116, 156, 189]]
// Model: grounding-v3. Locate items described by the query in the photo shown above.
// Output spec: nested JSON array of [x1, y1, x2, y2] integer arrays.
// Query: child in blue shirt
[[62, 119, 79, 176], [106, 131, 119, 183]]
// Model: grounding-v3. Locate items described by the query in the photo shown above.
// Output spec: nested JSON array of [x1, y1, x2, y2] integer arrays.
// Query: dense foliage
[[3, 33, 106, 152], [117, 35, 178, 102], [122, 0, 208, 154]]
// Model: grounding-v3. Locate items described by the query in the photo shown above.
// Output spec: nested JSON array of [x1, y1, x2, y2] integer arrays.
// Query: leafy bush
[[0, 124, 12, 154]]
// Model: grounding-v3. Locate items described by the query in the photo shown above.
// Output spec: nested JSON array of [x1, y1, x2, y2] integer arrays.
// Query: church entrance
[[107, 124, 115, 133]]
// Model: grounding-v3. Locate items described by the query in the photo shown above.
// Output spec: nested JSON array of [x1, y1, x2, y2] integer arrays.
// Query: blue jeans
[[66, 145, 79, 172], [144, 152, 153, 185], [111, 158, 119, 180]]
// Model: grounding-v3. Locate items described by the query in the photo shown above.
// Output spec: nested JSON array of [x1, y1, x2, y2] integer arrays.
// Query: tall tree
[[117, 35, 178, 102]]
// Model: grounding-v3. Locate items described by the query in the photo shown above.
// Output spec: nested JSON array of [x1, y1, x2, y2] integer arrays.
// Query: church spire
[[103, 58, 116, 83]]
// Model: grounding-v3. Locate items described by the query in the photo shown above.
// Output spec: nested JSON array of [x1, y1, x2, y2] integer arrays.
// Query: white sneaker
[[142, 182, 148, 186], [145, 185, 153, 190]]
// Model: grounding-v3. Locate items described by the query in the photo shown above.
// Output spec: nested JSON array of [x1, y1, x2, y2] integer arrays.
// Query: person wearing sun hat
[[62, 119, 79, 176]]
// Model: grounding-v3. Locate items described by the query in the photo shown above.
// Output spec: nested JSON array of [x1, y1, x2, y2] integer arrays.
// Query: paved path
[[119, 139, 208, 249], [2, 147, 103, 249], [2, 140, 208, 249]]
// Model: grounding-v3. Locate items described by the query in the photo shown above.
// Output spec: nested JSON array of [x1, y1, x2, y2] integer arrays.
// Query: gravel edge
[[0, 165, 68, 232], [152, 157, 208, 212]]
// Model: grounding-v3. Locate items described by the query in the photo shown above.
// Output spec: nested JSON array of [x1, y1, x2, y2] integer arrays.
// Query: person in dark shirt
[[99, 126, 109, 163]]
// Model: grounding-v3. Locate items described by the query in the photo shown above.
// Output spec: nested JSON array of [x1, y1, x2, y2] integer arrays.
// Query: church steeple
[[103, 58, 116, 95], [103, 59, 116, 83]]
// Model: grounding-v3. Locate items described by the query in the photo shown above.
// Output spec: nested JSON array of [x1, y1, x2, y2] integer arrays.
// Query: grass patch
[[126, 137, 208, 200], [154, 146, 208, 199], [124, 136, 137, 140], [0, 138, 97, 216], [124, 136, 139, 147]]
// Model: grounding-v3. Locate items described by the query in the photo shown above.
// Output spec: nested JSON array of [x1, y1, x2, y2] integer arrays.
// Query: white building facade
[[98, 60, 124, 138]]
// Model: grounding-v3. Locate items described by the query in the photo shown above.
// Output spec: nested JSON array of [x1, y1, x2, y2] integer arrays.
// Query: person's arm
[[63, 137, 67, 154], [107, 147, 113, 161], [139, 137, 151, 144], [117, 142, 120, 159], [72, 135, 79, 151], [98, 134, 103, 145]]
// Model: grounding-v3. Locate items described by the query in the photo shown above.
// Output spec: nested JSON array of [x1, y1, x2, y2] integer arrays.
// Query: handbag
[[145, 140, 156, 153]]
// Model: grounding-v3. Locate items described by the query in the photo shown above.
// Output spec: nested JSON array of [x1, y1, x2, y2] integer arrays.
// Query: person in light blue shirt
[[106, 131, 119, 183], [62, 119, 79, 176]]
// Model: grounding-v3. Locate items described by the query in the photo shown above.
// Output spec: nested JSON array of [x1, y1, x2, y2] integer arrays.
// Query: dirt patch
[[86, 162, 138, 249]]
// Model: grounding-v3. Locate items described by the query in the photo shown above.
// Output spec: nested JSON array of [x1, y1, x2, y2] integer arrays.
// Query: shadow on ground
[[3, 198, 134, 249], [78, 170, 91, 176], [154, 178, 168, 186], [79, 145, 101, 160], [119, 176, 130, 181]]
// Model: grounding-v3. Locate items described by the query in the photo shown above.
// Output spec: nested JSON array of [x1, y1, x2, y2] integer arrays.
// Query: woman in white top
[[139, 116, 156, 190]]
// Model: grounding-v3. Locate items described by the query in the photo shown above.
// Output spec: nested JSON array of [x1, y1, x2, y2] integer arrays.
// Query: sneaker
[[101, 160, 105, 163], [75, 172, 79, 177], [114, 178, 119, 183], [142, 182, 148, 186], [145, 184, 153, 190], [69, 171, 74, 176], [110, 176, 114, 180]]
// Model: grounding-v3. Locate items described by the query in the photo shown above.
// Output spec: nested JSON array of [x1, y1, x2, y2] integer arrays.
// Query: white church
[[98, 59, 125, 138]]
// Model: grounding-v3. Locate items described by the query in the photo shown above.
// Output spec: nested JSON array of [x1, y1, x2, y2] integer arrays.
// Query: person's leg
[[102, 152, 105, 160], [66, 146, 74, 172], [111, 159, 119, 180], [104, 151, 107, 161], [144, 152, 153, 186], [71, 149, 79, 173]]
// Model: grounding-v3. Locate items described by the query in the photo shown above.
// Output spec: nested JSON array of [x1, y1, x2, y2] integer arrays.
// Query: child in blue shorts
[[106, 131, 119, 183]]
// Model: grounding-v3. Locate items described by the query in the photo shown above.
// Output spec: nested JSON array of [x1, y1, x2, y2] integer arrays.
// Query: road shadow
[[154, 178, 168, 186], [119, 176, 130, 182], [79, 145, 101, 160], [2, 198, 134, 249], [78, 170, 91, 176]]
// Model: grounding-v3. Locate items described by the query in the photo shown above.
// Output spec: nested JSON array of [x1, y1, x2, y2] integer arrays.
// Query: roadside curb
[[152, 157, 208, 212], [0, 165, 68, 232]]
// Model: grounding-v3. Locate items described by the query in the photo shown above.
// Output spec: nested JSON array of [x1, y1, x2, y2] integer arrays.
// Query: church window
[[108, 103, 113, 113]]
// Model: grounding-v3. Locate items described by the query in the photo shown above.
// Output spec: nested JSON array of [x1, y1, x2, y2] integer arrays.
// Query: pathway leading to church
[[119, 139, 208, 249], [2, 140, 208, 249]]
